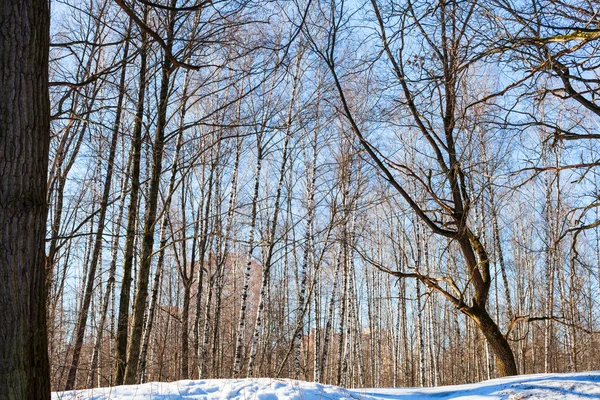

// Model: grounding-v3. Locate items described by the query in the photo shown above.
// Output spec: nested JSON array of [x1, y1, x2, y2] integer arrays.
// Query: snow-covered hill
[[52, 371, 600, 399]]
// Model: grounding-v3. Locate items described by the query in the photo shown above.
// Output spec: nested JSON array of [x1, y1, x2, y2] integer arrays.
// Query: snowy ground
[[53, 371, 600, 399]]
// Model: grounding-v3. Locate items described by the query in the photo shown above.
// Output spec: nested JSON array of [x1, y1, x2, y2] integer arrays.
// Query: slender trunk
[[401, 274, 409, 385], [336, 242, 348, 386], [295, 234, 310, 379], [313, 277, 321, 382], [64, 29, 131, 391], [187, 188, 202, 375], [295, 148, 318, 380], [427, 296, 439, 386], [181, 280, 192, 378], [138, 71, 190, 383], [247, 130, 290, 377], [87, 146, 132, 388], [350, 259, 365, 386], [113, 11, 148, 384], [210, 140, 241, 378], [138, 250, 161, 383], [247, 61, 303, 376], [544, 170, 558, 374], [339, 258, 352, 387], [414, 221, 426, 386], [198, 271, 215, 379], [567, 234, 578, 371], [191, 151, 214, 375], [124, 5, 176, 383], [319, 247, 342, 382], [232, 136, 263, 376], [193, 158, 215, 378], [489, 189, 512, 320]]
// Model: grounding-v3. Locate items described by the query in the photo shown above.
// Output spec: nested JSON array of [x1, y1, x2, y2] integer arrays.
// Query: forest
[[1, 0, 600, 398]]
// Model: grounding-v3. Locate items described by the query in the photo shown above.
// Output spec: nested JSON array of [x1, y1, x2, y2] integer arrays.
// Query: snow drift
[[53, 371, 600, 399]]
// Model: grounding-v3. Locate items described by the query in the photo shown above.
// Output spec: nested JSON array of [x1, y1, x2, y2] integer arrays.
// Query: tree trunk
[[113, 10, 148, 384], [471, 306, 517, 377], [192, 157, 215, 378], [124, 5, 176, 383], [0, 0, 51, 398], [87, 146, 132, 389], [319, 247, 342, 382], [64, 27, 131, 391], [181, 281, 192, 379], [138, 70, 190, 383], [246, 61, 302, 376], [247, 129, 290, 377], [232, 135, 263, 376], [210, 138, 242, 377]]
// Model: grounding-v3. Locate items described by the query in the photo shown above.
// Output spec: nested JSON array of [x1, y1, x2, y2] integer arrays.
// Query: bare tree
[[305, 0, 519, 376]]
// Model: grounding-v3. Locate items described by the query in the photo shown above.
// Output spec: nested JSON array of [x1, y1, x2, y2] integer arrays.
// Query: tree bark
[[192, 155, 215, 378], [470, 306, 518, 377], [0, 0, 51, 398]]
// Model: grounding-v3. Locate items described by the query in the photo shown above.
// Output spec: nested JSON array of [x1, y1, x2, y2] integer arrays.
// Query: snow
[[53, 371, 600, 399]]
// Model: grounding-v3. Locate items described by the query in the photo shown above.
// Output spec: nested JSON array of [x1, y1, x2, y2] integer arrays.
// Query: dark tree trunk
[[124, 6, 175, 381], [193, 160, 215, 376], [471, 306, 518, 377], [86, 28, 133, 388], [0, 0, 51, 398], [64, 29, 132, 391], [181, 282, 192, 379], [114, 14, 148, 385], [459, 233, 518, 377]]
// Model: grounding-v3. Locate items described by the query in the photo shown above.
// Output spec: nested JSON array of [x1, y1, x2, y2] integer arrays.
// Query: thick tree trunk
[[471, 306, 518, 377], [458, 231, 518, 378], [0, 0, 51, 398]]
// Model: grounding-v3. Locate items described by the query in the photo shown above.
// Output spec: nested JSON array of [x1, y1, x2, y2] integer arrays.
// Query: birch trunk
[[232, 134, 263, 376]]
